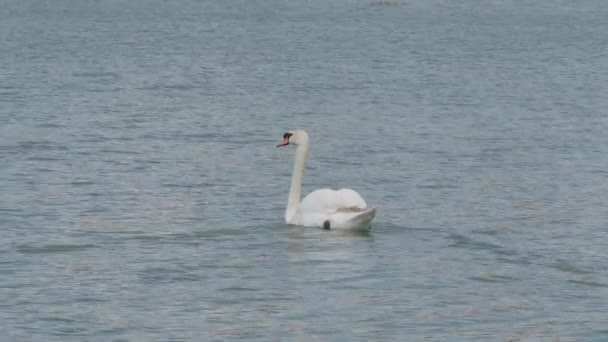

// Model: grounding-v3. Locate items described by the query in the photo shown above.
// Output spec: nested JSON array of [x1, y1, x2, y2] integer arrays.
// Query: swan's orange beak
[[277, 138, 290, 147]]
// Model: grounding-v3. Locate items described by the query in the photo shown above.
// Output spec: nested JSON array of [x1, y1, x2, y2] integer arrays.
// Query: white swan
[[277, 129, 376, 230]]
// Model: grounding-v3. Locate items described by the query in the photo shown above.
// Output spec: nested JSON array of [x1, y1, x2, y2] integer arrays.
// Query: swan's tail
[[330, 207, 377, 230], [351, 207, 376, 229]]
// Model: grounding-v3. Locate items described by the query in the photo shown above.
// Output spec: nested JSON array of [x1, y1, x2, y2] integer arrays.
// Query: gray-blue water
[[2, 0, 608, 340]]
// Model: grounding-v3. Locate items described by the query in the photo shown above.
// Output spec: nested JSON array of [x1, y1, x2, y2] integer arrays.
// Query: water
[[2, 0, 608, 340]]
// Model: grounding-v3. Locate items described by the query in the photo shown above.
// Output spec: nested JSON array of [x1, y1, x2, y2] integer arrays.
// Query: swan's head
[[276, 129, 309, 147]]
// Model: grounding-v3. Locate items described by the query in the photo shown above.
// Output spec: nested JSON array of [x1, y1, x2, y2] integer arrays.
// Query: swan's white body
[[279, 130, 376, 230]]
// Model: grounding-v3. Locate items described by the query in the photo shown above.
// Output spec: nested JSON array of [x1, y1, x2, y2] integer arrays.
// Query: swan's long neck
[[285, 141, 308, 223]]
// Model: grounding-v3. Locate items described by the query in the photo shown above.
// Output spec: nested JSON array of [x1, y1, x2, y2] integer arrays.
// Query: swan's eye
[[283, 132, 293, 139]]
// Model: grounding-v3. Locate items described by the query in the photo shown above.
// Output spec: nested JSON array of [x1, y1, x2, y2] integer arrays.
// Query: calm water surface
[[1, 0, 608, 341]]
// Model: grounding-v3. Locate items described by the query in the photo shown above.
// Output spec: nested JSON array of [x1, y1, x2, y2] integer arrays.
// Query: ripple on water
[[218, 286, 260, 292], [10, 141, 68, 152], [568, 278, 608, 288], [16, 243, 97, 254], [124, 228, 252, 243], [448, 233, 517, 257], [138, 266, 204, 284], [192, 227, 256, 239], [69, 180, 95, 186], [550, 259, 593, 275], [496, 255, 535, 267], [415, 182, 460, 190], [469, 274, 519, 284]]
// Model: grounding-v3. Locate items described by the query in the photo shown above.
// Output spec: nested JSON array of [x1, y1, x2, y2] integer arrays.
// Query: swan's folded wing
[[336, 189, 368, 208], [335, 206, 369, 213], [299, 188, 368, 213]]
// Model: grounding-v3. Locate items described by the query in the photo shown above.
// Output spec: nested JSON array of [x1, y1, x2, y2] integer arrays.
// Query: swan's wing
[[293, 189, 375, 229], [335, 206, 369, 213], [298, 188, 367, 213], [335, 189, 367, 208]]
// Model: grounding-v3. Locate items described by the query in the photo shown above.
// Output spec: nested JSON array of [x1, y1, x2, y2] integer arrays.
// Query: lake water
[[1, 0, 608, 340]]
